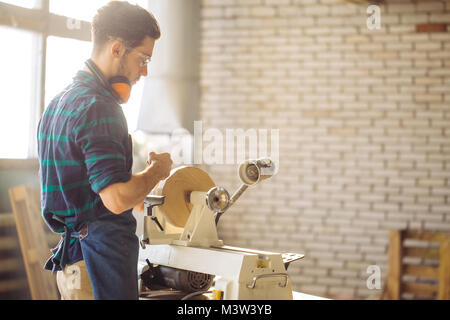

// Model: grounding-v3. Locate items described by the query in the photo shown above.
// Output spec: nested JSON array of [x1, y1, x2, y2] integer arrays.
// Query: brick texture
[[199, 0, 450, 299]]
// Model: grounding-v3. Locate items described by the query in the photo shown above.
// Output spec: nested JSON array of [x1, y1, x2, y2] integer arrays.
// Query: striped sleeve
[[73, 100, 131, 194]]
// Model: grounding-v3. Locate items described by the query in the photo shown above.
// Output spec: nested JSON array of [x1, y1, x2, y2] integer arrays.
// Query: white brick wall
[[199, 0, 450, 299]]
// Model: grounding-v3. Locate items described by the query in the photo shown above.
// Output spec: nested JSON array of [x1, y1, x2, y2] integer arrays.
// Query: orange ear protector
[[109, 76, 131, 104], [85, 59, 131, 104]]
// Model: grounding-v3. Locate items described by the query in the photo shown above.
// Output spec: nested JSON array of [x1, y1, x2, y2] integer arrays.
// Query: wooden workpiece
[[151, 166, 216, 228]]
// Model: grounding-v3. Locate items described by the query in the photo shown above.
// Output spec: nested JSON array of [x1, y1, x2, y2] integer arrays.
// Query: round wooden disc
[[151, 166, 216, 227]]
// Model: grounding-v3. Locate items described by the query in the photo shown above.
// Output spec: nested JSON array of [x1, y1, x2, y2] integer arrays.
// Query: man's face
[[116, 36, 156, 86]]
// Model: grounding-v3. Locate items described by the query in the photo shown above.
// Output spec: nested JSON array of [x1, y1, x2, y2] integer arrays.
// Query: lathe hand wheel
[[150, 166, 216, 228]]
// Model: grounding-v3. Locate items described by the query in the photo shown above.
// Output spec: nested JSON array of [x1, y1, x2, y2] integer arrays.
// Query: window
[[0, 0, 150, 160], [49, 0, 111, 22], [45, 36, 91, 107], [45, 35, 143, 133], [0, 26, 40, 158], [50, 0, 149, 22], [0, 0, 38, 9], [123, 76, 144, 133]]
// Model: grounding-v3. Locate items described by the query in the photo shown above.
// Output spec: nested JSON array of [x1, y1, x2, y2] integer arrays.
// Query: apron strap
[[46, 215, 80, 273]]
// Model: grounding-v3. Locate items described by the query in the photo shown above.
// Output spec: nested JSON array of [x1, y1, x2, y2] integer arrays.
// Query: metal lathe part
[[245, 164, 259, 184], [238, 158, 275, 186], [206, 187, 230, 213], [211, 184, 248, 226], [239, 163, 259, 185], [214, 184, 249, 225], [229, 184, 249, 207]]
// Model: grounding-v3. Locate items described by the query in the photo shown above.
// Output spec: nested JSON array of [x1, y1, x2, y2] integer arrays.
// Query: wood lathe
[[138, 158, 304, 300]]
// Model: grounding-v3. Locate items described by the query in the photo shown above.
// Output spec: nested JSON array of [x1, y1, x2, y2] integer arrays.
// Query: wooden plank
[[386, 230, 403, 300], [9, 186, 59, 300], [0, 159, 39, 170], [48, 14, 91, 41], [1, 215, 58, 252], [403, 282, 438, 298], [404, 230, 449, 243], [0, 237, 19, 251], [403, 265, 439, 279], [438, 240, 450, 300], [0, 2, 90, 41], [0, 214, 20, 252], [0, 278, 29, 294], [404, 247, 440, 261], [0, 213, 16, 227], [0, 258, 22, 273], [0, 2, 45, 33]]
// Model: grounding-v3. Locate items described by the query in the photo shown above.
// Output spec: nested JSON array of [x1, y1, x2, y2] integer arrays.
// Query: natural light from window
[[46, 0, 148, 133], [45, 36, 143, 133], [0, 26, 37, 159], [45, 36, 92, 107], [50, 0, 149, 22], [0, 1, 149, 159], [1, 0, 38, 9]]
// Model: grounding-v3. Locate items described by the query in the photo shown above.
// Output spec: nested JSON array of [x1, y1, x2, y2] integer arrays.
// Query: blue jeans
[[80, 211, 139, 300]]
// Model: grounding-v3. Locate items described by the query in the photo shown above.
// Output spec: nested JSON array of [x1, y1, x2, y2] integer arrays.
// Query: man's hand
[[132, 152, 172, 214], [99, 152, 173, 215], [146, 151, 172, 181]]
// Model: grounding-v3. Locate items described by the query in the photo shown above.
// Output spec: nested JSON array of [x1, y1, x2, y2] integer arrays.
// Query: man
[[37, 1, 172, 300]]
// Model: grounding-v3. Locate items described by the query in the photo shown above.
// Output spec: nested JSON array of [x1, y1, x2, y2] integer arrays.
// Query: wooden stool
[[382, 229, 450, 300], [9, 185, 59, 300]]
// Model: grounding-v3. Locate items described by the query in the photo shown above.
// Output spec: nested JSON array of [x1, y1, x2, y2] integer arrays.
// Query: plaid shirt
[[37, 70, 133, 271]]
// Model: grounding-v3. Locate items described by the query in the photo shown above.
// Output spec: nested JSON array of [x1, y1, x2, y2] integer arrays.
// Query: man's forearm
[[99, 165, 161, 214]]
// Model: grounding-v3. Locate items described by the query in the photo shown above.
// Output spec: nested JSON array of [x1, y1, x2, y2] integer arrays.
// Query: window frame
[[0, 0, 91, 165]]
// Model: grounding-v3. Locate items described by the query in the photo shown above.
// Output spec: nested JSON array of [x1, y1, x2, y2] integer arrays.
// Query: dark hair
[[92, 1, 160, 52]]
